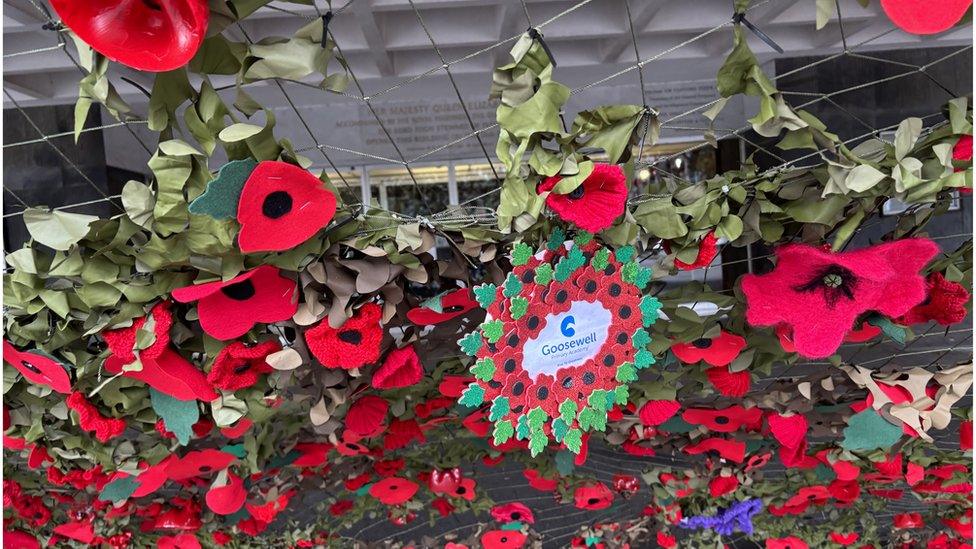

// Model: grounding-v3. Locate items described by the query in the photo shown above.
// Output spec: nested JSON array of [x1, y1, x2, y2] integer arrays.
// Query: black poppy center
[[512, 382, 525, 396], [443, 305, 465, 313], [455, 486, 466, 495], [692, 338, 712, 349], [500, 537, 508, 544], [199, 466, 212, 472], [587, 497, 600, 505], [562, 377, 573, 388], [522, 270, 535, 283], [20, 360, 42, 375], [221, 280, 256, 301], [141, 0, 163, 10], [527, 316, 540, 330], [619, 306, 632, 319], [262, 191, 293, 219], [504, 359, 516, 373], [794, 264, 857, 308], [537, 386, 549, 399], [568, 185, 585, 200], [714, 416, 730, 425], [583, 372, 595, 385], [338, 330, 362, 344], [584, 280, 597, 293], [511, 512, 520, 520], [609, 283, 621, 297], [233, 361, 252, 374], [556, 290, 568, 303]]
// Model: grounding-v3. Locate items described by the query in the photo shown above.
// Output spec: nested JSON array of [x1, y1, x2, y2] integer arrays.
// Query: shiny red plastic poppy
[[49, 0, 209, 72], [880, 0, 972, 35]]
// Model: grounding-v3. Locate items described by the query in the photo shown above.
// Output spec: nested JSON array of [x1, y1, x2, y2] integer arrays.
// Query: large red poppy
[[172, 266, 298, 340], [207, 340, 280, 391], [406, 288, 478, 325], [481, 530, 527, 549], [682, 405, 762, 433], [344, 395, 388, 437], [880, 0, 972, 35], [706, 365, 750, 397], [236, 161, 337, 253], [306, 303, 383, 369], [538, 163, 628, 233], [742, 239, 937, 358], [2, 341, 72, 394], [491, 502, 535, 524], [368, 477, 418, 505], [372, 345, 422, 389], [166, 449, 236, 480], [638, 400, 681, 426], [49, 0, 209, 72], [573, 482, 615, 510], [671, 331, 745, 367]]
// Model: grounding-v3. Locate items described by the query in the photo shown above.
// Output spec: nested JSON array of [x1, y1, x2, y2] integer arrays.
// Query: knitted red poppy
[[705, 366, 750, 397], [172, 266, 298, 341], [156, 534, 202, 549], [538, 163, 628, 233], [205, 473, 246, 515], [490, 502, 534, 524], [368, 477, 418, 505], [638, 400, 681, 426], [372, 345, 422, 389], [674, 232, 719, 270], [523, 469, 559, 491], [480, 530, 527, 549], [880, 0, 972, 34], [898, 272, 970, 326], [682, 405, 762, 433], [672, 331, 745, 367], [66, 392, 126, 443], [236, 161, 337, 253], [166, 449, 236, 480], [49, 0, 208, 72], [406, 288, 478, 325], [766, 413, 808, 449], [742, 239, 938, 358], [207, 340, 281, 391], [709, 474, 739, 497], [306, 303, 384, 370], [573, 482, 614, 510], [344, 395, 388, 438], [2, 341, 72, 394], [683, 437, 746, 463], [291, 442, 333, 468]]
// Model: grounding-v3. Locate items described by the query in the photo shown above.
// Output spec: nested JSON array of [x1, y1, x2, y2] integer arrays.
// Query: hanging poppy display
[[457, 234, 661, 456], [879, 0, 972, 35], [741, 239, 938, 358], [2, 341, 72, 394], [305, 303, 384, 370], [171, 266, 298, 341], [368, 477, 419, 505], [537, 163, 628, 233], [206, 340, 281, 391], [49, 0, 209, 72], [406, 288, 479, 325]]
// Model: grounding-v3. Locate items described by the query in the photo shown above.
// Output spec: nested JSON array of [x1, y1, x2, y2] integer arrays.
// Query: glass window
[[369, 164, 449, 217], [455, 161, 505, 210]]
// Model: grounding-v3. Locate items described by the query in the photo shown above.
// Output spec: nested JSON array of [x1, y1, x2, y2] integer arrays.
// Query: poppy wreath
[[457, 231, 661, 456]]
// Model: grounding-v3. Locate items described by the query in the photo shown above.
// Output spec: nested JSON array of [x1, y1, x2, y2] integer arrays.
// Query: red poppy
[[709, 474, 739, 497], [612, 474, 640, 497], [491, 502, 534, 524], [682, 405, 762, 433], [429, 467, 462, 495], [3, 530, 40, 549], [657, 531, 678, 549], [383, 419, 425, 450], [639, 400, 681, 426], [345, 395, 388, 437], [830, 532, 860, 546], [766, 537, 809, 549], [880, 0, 972, 34], [447, 478, 477, 501], [894, 512, 925, 529], [439, 375, 475, 398], [205, 473, 246, 515], [221, 418, 253, 440], [49, 0, 208, 72], [406, 289, 479, 325], [207, 340, 280, 391], [898, 272, 970, 326], [329, 500, 353, 517], [537, 163, 628, 233], [574, 482, 614, 510], [157, 534, 202, 549], [742, 239, 938, 358], [682, 437, 746, 463], [172, 266, 298, 340], [523, 469, 559, 491], [368, 477, 418, 505], [166, 449, 236, 480], [481, 530, 527, 549], [671, 331, 745, 367], [373, 345, 422, 389], [2, 341, 72, 393], [431, 497, 455, 517], [954, 134, 973, 169], [706, 365, 750, 397], [766, 413, 808, 449], [66, 392, 126, 442], [52, 521, 95, 544], [961, 419, 973, 451], [306, 303, 383, 369], [674, 232, 719, 270], [291, 442, 333, 468], [236, 161, 337, 253]]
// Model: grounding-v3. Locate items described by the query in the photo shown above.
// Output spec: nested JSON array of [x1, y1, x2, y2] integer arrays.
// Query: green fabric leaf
[[559, 400, 578, 425], [489, 396, 510, 422], [509, 297, 528, 320], [23, 208, 97, 251], [473, 284, 497, 308], [99, 476, 140, 503], [188, 159, 258, 219], [471, 358, 496, 382], [493, 420, 514, 445], [528, 429, 548, 457], [866, 314, 908, 344], [841, 409, 903, 451], [458, 332, 483, 356], [150, 388, 198, 446], [458, 384, 485, 408], [563, 428, 583, 453]]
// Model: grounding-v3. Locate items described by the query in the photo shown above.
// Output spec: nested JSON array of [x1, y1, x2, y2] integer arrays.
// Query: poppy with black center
[[306, 303, 384, 370], [406, 289, 479, 326], [2, 341, 72, 394]]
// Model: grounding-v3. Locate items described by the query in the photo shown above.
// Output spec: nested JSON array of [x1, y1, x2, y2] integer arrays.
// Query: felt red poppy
[[898, 272, 970, 326], [954, 134, 973, 169], [52, 521, 95, 544], [742, 239, 938, 358], [706, 365, 750, 397], [537, 163, 628, 233], [329, 500, 354, 517], [523, 469, 559, 491], [766, 537, 809, 549], [446, 478, 477, 501], [574, 482, 614, 510], [49, 0, 208, 72], [709, 474, 739, 497], [157, 534, 202, 549], [66, 392, 126, 443], [166, 449, 236, 480], [207, 340, 280, 391], [657, 532, 678, 549], [671, 331, 745, 367], [373, 345, 422, 389], [205, 473, 246, 515], [682, 405, 762, 433], [481, 530, 527, 549], [674, 232, 719, 270], [368, 477, 418, 505], [291, 442, 333, 468], [383, 418, 425, 450], [830, 533, 860, 546], [221, 418, 253, 439], [639, 400, 681, 426], [407, 289, 478, 325], [491, 502, 534, 524], [880, 0, 972, 35], [3, 341, 72, 394], [306, 303, 383, 369], [236, 161, 337, 253], [767, 413, 808, 449], [345, 395, 388, 438], [172, 266, 298, 340], [3, 530, 39, 549], [682, 437, 746, 463]]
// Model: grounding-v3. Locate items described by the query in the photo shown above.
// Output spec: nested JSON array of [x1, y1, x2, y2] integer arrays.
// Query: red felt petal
[[166, 449, 236, 480], [638, 400, 681, 426], [52, 521, 95, 544], [2, 341, 73, 394], [206, 473, 247, 515], [132, 458, 173, 498], [406, 289, 478, 325], [105, 347, 216, 402], [345, 395, 389, 437], [538, 163, 628, 233], [207, 340, 280, 391], [369, 477, 419, 505], [236, 161, 338, 253], [49, 0, 209, 72], [3, 530, 40, 549], [709, 474, 739, 497], [767, 413, 808, 449], [372, 345, 423, 389], [880, 0, 972, 34], [683, 437, 746, 463]]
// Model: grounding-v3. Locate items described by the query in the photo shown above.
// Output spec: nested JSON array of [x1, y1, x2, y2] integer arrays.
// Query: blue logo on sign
[[560, 316, 576, 337]]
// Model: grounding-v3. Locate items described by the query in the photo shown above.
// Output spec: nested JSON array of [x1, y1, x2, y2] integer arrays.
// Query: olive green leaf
[[23, 208, 97, 251]]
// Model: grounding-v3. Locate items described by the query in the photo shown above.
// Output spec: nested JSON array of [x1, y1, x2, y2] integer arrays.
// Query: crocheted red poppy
[[573, 482, 614, 510], [674, 232, 719, 270], [306, 303, 383, 369], [705, 366, 750, 397], [49, 0, 208, 72], [490, 502, 534, 524], [671, 331, 745, 367], [205, 473, 246, 515], [406, 288, 478, 325], [172, 265, 298, 341], [344, 395, 388, 438], [372, 345, 422, 389], [682, 405, 762, 433], [66, 392, 126, 443], [166, 449, 236, 480], [898, 272, 970, 326], [207, 340, 281, 391], [368, 477, 418, 505], [236, 161, 337, 253], [2, 341, 72, 394], [880, 0, 972, 34], [638, 400, 681, 426], [481, 530, 527, 549], [741, 239, 938, 358], [537, 163, 628, 233]]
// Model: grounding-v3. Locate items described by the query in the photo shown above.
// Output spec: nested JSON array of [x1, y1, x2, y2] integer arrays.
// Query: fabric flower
[[893, 512, 925, 529], [766, 537, 809, 549], [953, 134, 973, 170], [205, 472, 246, 515], [742, 239, 938, 358], [431, 498, 455, 517], [674, 232, 719, 270], [537, 163, 627, 233], [671, 331, 745, 367], [3, 530, 40, 549], [682, 405, 762, 433], [523, 469, 559, 491], [373, 345, 422, 389], [706, 365, 751, 397], [329, 500, 353, 517], [682, 437, 746, 463], [879, 0, 972, 35], [829, 532, 860, 546], [207, 340, 281, 391], [236, 161, 337, 253], [157, 534, 202, 549], [172, 266, 298, 340], [491, 502, 534, 524], [573, 482, 614, 510], [406, 289, 478, 325], [306, 303, 383, 369], [345, 395, 388, 438], [709, 474, 740, 497], [66, 392, 126, 442], [368, 477, 418, 505], [49, 0, 209, 72], [638, 400, 681, 426], [166, 449, 236, 480], [481, 530, 527, 549], [898, 272, 970, 326], [2, 341, 72, 394]]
